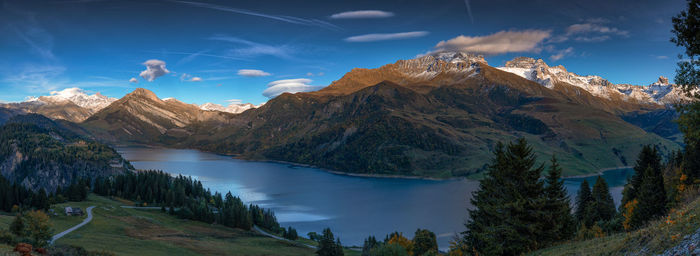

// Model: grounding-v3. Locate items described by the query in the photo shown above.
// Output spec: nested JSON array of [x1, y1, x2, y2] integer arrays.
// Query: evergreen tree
[[361, 236, 378, 256], [622, 145, 662, 206], [464, 139, 546, 255], [575, 180, 593, 226], [317, 228, 343, 256], [9, 214, 24, 237], [542, 156, 576, 243], [412, 229, 437, 256], [590, 177, 616, 223], [635, 166, 668, 224]]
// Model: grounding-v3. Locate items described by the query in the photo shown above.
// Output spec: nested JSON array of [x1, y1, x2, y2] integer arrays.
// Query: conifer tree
[[464, 139, 545, 255], [317, 228, 343, 256], [590, 176, 616, 223], [622, 145, 662, 206], [542, 156, 576, 242], [575, 180, 593, 226], [635, 166, 667, 224]]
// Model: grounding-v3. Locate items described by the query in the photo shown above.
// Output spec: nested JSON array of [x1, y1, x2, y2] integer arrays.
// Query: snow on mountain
[[26, 87, 117, 111], [199, 102, 260, 114], [395, 52, 486, 80], [496, 57, 691, 105]]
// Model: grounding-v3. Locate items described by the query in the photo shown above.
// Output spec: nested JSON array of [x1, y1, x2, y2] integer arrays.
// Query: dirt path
[[50, 206, 95, 244]]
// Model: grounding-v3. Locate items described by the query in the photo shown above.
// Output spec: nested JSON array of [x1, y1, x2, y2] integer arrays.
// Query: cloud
[[179, 73, 202, 82], [263, 78, 321, 98], [226, 99, 243, 104], [550, 47, 574, 61], [2, 64, 67, 92], [330, 10, 394, 19], [170, 0, 340, 30], [345, 31, 429, 42], [190, 77, 203, 82], [551, 20, 629, 43], [139, 59, 170, 82], [238, 69, 271, 77], [654, 55, 669, 60], [209, 35, 295, 59], [431, 30, 551, 55], [129, 77, 138, 83], [463, 0, 474, 23]]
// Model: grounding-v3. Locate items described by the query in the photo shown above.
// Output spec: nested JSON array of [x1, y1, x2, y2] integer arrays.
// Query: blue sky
[[0, 0, 688, 105]]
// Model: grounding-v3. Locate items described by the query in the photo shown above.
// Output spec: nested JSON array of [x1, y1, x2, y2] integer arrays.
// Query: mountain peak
[[126, 88, 161, 102], [654, 76, 670, 85]]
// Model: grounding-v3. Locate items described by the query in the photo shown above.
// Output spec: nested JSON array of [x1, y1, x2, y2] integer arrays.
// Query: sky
[[0, 0, 689, 106]]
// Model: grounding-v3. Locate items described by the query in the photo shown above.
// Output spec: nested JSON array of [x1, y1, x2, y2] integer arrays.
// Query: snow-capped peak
[[393, 51, 486, 80], [496, 57, 691, 105], [200, 102, 261, 114], [26, 87, 117, 111]]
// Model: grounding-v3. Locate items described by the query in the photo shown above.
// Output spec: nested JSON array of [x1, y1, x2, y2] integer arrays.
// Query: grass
[[0, 194, 318, 256], [531, 195, 700, 255]]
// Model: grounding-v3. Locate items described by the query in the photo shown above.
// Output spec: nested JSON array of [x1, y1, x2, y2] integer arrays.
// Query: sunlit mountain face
[[0, 0, 687, 108]]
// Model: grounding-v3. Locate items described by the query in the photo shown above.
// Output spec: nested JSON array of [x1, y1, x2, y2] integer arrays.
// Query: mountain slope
[[0, 114, 131, 191], [0, 88, 117, 122], [82, 88, 236, 144], [81, 52, 682, 177], [180, 53, 679, 177]]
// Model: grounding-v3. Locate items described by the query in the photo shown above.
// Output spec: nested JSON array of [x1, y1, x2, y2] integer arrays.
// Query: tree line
[[92, 170, 281, 232]]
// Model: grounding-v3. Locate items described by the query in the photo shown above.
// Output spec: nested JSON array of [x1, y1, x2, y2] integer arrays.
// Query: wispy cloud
[[330, 10, 394, 19], [2, 65, 66, 92], [129, 77, 138, 83], [345, 31, 429, 42], [238, 69, 271, 77], [549, 47, 574, 61], [463, 0, 474, 24], [139, 59, 170, 82], [550, 19, 629, 43], [170, 0, 341, 31], [263, 78, 321, 98], [430, 30, 551, 55], [209, 35, 296, 60]]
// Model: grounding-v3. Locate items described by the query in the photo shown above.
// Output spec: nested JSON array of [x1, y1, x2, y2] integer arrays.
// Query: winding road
[[49, 206, 95, 244], [253, 226, 318, 249]]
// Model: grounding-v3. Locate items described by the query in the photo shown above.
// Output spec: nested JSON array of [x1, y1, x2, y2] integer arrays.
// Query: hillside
[[77, 53, 684, 177], [0, 114, 131, 192], [532, 194, 700, 255]]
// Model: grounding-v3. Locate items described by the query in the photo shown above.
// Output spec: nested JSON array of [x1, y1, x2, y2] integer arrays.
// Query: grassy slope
[[531, 196, 700, 255], [0, 195, 333, 256]]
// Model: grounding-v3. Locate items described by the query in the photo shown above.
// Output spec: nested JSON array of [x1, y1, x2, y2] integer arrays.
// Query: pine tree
[[575, 180, 593, 226], [635, 166, 667, 224], [317, 228, 343, 256], [10, 214, 25, 237], [412, 229, 438, 256], [464, 139, 546, 255], [623, 145, 662, 206], [590, 177, 616, 223], [361, 235, 378, 256], [542, 156, 576, 243]]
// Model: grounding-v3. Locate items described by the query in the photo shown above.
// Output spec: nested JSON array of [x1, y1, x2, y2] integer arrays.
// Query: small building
[[72, 207, 84, 216], [65, 207, 73, 216]]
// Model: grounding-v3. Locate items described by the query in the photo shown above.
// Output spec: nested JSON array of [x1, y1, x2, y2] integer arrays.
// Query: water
[[116, 146, 633, 250]]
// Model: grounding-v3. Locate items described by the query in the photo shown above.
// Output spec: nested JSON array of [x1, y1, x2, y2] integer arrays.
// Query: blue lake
[[117, 146, 633, 250]]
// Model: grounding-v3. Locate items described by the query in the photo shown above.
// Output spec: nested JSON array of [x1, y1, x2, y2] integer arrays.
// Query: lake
[[116, 146, 633, 250]]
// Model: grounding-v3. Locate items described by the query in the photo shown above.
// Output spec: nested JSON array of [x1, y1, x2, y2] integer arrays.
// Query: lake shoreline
[[114, 143, 629, 181]]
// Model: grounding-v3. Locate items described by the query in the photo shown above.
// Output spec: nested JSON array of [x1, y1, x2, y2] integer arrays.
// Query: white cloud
[[210, 35, 296, 60], [139, 59, 170, 82], [330, 10, 394, 19], [431, 30, 551, 55], [550, 47, 574, 61], [345, 31, 429, 42], [306, 72, 314, 76], [263, 78, 321, 98], [190, 77, 203, 82], [129, 77, 138, 83], [551, 20, 629, 43], [226, 99, 243, 104], [238, 69, 271, 77]]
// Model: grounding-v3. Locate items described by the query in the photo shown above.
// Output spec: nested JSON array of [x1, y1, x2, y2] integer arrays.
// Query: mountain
[[166, 52, 677, 177], [497, 57, 691, 105], [79, 52, 684, 177], [200, 102, 260, 114], [0, 114, 131, 192], [82, 88, 236, 144], [0, 88, 117, 122]]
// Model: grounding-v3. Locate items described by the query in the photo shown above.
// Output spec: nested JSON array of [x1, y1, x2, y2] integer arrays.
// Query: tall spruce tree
[[590, 177, 616, 223], [635, 166, 667, 225], [575, 180, 593, 226], [542, 156, 576, 243], [317, 228, 343, 256], [464, 139, 546, 255], [622, 145, 662, 206]]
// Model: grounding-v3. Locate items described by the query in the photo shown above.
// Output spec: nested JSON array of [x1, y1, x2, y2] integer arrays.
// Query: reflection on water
[[117, 146, 632, 250]]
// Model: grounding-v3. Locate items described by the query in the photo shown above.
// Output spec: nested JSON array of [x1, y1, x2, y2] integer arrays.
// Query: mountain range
[[2, 52, 692, 178]]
